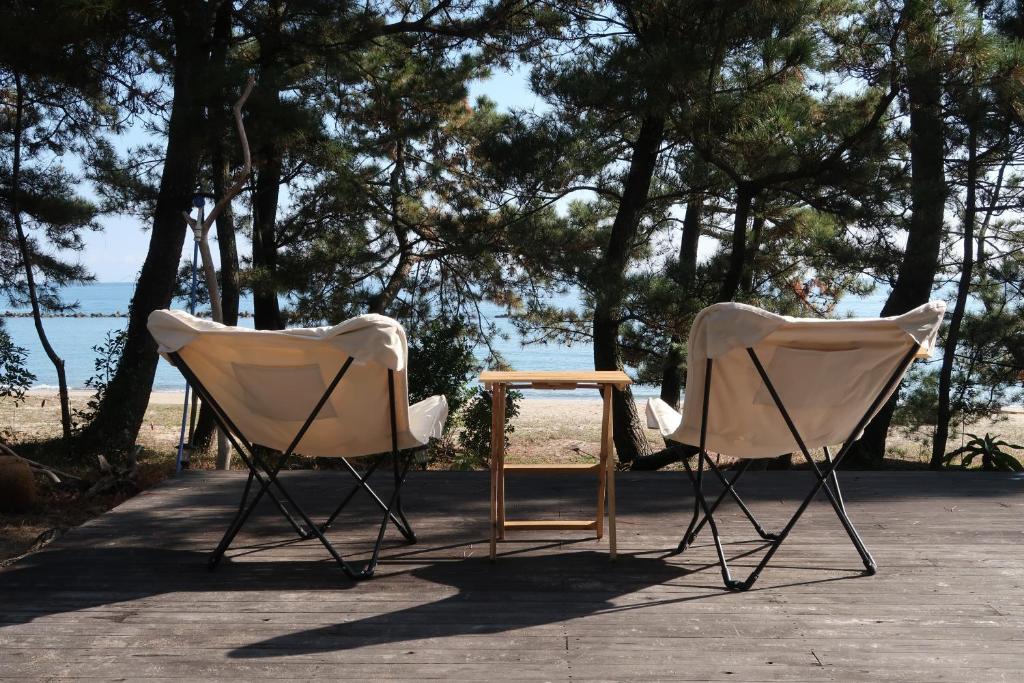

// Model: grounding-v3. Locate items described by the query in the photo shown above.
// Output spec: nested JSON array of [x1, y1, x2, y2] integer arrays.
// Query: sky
[[78, 66, 542, 282]]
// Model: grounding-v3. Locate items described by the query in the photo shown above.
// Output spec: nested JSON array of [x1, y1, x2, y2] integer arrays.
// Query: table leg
[[604, 386, 617, 560], [596, 385, 611, 539], [489, 384, 501, 561], [496, 385, 507, 540]]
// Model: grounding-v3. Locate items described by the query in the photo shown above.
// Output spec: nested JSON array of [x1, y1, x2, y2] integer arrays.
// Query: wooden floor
[[1, 469, 1023, 681]]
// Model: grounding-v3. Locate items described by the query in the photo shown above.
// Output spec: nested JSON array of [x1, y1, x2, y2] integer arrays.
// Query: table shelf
[[503, 463, 600, 475], [503, 520, 598, 531]]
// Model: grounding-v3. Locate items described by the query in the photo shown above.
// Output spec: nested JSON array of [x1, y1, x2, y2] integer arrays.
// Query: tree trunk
[[369, 250, 415, 315], [251, 148, 284, 330], [592, 113, 665, 463], [718, 184, 755, 302], [931, 120, 977, 468], [740, 202, 765, 296], [9, 73, 73, 443], [78, 9, 210, 453], [192, 1, 239, 460], [848, 2, 947, 468], [368, 140, 415, 315], [250, 5, 285, 331], [658, 194, 703, 408]]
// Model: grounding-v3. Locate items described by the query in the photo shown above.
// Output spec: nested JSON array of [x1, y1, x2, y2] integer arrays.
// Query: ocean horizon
[[4, 282, 889, 398]]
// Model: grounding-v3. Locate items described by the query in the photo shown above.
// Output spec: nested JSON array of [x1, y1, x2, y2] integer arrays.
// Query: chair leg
[[208, 448, 301, 569], [705, 458, 778, 541], [391, 451, 416, 542], [692, 448, 747, 591], [251, 449, 311, 539], [811, 447, 874, 572], [823, 446, 847, 515], [675, 459, 775, 554], [677, 457, 702, 553], [351, 451, 416, 579], [319, 456, 416, 543]]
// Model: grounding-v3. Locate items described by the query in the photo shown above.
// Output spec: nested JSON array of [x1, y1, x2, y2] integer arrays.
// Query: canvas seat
[[647, 301, 945, 590], [149, 309, 448, 579]]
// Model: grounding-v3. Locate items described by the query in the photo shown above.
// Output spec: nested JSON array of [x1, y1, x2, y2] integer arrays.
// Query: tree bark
[[79, 7, 211, 453], [250, 4, 285, 331], [658, 194, 703, 408], [931, 119, 977, 468], [193, 0, 238, 458], [9, 73, 73, 443], [592, 113, 665, 463], [740, 202, 765, 296], [252, 148, 284, 330], [368, 140, 415, 315], [848, 1, 947, 468], [206, 0, 236, 469], [718, 183, 755, 302]]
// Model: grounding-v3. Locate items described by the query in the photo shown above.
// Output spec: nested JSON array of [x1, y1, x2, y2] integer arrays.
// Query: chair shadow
[[1, 536, 877, 660], [227, 550, 695, 658]]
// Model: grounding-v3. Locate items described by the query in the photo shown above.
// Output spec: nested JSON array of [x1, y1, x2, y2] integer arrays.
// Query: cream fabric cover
[[646, 301, 945, 459], [149, 310, 448, 459]]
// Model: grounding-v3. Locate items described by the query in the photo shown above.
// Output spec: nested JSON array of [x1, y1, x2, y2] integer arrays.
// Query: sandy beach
[[2, 388, 1021, 468]]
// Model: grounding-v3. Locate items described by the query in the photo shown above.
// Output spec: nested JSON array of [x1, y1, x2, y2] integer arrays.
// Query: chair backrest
[[668, 301, 945, 459], [148, 310, 421, 459]]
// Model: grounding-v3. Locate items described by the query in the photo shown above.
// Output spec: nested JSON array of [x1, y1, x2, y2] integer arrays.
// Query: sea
[[3, 282, 888, 400]]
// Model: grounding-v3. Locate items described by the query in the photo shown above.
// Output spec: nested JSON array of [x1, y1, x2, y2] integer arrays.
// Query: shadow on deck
[[1, 470, 1022, 680]]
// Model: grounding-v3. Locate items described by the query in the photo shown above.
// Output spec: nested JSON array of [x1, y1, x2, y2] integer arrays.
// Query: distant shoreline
[[22, 388, 1024, 413]]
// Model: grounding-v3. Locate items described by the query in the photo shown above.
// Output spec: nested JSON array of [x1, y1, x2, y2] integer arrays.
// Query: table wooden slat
[[479, 370, 631, 386]]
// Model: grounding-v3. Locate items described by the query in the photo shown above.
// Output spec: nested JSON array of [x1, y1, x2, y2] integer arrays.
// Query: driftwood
[[84, 448, 141, 499], [182, 76, 255, 470], [0, 440, 84, 486]]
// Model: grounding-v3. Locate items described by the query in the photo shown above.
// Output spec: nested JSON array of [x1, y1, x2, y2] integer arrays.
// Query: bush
[[944, 433, 1024, 472], [72, 328, 126, 434], [0, 319, 34, 406], [406, 317, 477, 420], [456, 387, 521, 470]]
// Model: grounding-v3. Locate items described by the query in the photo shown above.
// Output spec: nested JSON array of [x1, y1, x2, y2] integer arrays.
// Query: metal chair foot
[[724, 578, 751, 592], [349, 562, 378, 580], [673, 531, 696, 555]]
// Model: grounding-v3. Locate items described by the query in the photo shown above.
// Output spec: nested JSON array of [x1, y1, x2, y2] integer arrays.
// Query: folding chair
[[646, 301, 945, 591], [149, 310, 448, 580]]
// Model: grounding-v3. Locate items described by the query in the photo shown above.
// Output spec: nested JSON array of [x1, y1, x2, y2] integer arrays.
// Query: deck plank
[[2, 470, 1023, 680]]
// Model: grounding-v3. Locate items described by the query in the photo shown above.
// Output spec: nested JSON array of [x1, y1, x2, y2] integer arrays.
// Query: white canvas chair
[[148, 310, 447, 579], [646, 301, 945, 590]]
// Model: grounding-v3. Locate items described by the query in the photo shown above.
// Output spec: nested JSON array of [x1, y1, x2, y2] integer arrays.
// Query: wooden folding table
[[479, 370, 632, 561]]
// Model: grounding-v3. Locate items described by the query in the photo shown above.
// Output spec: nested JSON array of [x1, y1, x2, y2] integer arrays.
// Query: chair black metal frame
[[672, 344, 920, 591], [167, 351, 419, 580]]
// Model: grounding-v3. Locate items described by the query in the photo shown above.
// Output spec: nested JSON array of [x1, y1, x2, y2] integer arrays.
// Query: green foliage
[[406, 317, 478, 420], [944, 433, 1024, 472], [72, 328, 126, 433], [456, 387, 521, 471], [0, 319, 34, 405]]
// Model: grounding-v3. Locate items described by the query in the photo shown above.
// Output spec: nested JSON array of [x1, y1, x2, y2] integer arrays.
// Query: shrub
[[73, 328, 126, 434], [406, 317, 478, 420], [944, 433, 1024, 472], [456, 386, 521, 470], [0, 319, 34, 406]]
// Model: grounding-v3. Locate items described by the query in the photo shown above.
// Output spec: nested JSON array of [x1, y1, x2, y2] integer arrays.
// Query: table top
[[479, 370, 632, 389]]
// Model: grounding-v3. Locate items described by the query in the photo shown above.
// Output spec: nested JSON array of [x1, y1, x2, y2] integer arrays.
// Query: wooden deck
[[2, 470, 1023, 680]]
